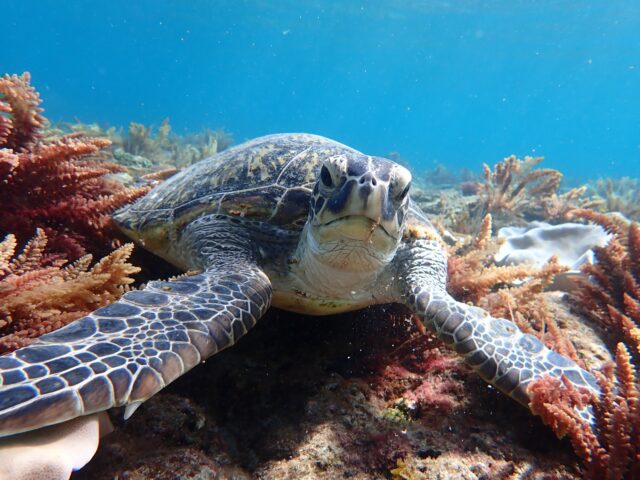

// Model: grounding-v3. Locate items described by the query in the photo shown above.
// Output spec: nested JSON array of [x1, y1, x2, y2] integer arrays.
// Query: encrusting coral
[[0, 229, 139, 353], [0, 72, 149, 260]]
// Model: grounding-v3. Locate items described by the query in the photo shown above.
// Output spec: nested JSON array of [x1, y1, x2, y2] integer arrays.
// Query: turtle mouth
[[322, 215, 395, 239]]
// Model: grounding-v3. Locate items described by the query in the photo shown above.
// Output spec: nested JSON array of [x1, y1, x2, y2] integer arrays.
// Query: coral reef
[[414, 155, 602, 235], [0, 72, 150, 260], [410, 186, 477, 236], [0, 72, 146, 353], [450, 154, 596, 233], [0, 229, 139, 353], [118, 119, 226, 171], [413, 168, 640, 477], [543, 186, 604, 222], [447, 214, 553, 303]]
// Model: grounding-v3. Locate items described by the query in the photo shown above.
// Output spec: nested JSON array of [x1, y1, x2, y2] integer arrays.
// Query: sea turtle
[[0, 133, 599, 439]]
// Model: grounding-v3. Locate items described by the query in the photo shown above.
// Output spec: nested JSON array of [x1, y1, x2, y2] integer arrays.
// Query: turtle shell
[[113, 133, 360, 264]]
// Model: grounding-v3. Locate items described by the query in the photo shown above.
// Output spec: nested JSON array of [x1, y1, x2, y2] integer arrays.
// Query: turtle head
[[303, 153, 411, 272]]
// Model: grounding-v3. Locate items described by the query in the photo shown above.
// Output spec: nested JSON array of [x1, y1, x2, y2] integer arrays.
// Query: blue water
[[4, 1, 639, 180]]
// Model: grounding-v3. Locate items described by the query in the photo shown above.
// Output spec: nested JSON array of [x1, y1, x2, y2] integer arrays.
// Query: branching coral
[[446, 156, 599, 234], [0, 72, 149, 259], [0, 229, 139, 353], [529, 343, 640, 479]]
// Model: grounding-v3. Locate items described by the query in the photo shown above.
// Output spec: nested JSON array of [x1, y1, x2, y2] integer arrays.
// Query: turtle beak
[[315, 162, 411, 242]]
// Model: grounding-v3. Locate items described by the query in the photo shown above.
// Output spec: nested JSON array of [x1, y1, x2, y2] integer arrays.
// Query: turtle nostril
[[359, 174, 377, 186]]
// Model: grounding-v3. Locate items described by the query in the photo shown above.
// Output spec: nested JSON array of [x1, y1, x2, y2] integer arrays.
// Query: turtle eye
[[396, 181, 411, 202], [320, 165, 333, 187]]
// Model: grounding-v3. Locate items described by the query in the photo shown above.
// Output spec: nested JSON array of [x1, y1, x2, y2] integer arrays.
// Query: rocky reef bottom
[[74, 300, 586, 480]]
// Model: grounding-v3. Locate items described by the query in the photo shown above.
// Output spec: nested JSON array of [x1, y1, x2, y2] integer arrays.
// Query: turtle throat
[[291, 218, 398, 298]]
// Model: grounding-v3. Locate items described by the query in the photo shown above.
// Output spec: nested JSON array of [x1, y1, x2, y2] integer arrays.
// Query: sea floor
[[74, 299, 591, 480]]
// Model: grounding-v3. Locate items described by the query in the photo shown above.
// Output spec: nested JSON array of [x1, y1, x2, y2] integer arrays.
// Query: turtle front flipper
[[397, 238, 600, 409], [0, 257, 271, 437]]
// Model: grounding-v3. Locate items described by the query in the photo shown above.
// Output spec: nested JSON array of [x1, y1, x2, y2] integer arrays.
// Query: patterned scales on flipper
[[0, 264, 271, 437], [398, 238, 600, 413]]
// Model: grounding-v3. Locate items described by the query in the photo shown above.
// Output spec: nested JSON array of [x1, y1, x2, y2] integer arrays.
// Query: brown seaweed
[[527, 211, 640, 478], [529, 343, 639, 479], [0, 72, 149, 260], [0, 229, 139, 353]]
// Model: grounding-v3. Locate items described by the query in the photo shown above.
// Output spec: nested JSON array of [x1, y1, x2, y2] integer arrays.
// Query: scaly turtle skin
[[0, 133, 598, 437]]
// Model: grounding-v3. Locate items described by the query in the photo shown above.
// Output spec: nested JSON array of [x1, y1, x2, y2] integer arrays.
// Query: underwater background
[[4, 0, 639, 180], [2, 2, 640, 479]]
